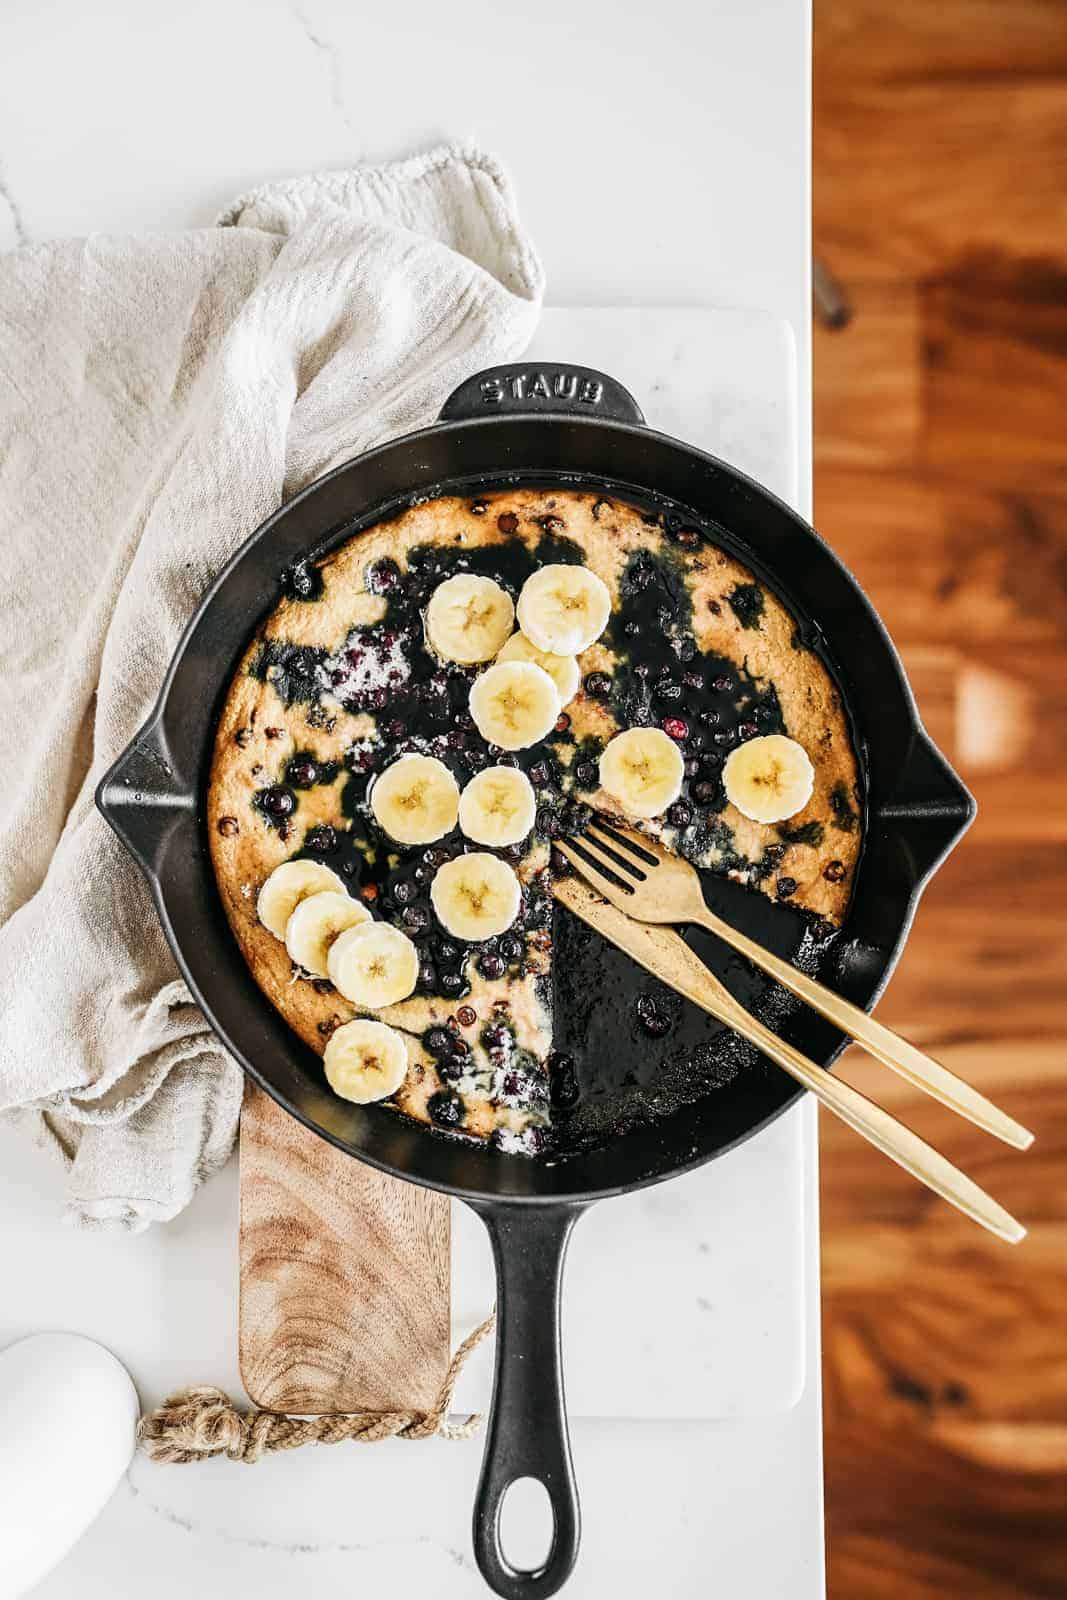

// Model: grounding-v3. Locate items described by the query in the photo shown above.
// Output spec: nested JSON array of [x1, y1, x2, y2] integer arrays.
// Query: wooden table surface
[[814, 4, 1067, 1594]]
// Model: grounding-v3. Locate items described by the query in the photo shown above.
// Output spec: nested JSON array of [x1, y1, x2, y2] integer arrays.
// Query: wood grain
[[815, 1, 1067, 1590], [239, 1085, 450, 1414]]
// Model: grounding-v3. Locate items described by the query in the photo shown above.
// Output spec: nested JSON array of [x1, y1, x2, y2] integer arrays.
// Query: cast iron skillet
[[97, 364, 973, 1598]]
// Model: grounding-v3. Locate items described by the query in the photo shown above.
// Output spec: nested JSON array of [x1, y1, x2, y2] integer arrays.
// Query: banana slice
[[516, 564, 611, 655], [369, 754, 460, 845], [284, 890, 372, 977], [722, 733, 814, 824], [468, 661, 560, 751], [424, 573, 515, 664], [430, 852, 522, 941], [256, 860, 347, 941], [496, 630, 580, 705], [323, 1018, 410, 1105], [327, 921, 419, 1008], [458, 765, 537, 847], [598, 727, 685, 819]]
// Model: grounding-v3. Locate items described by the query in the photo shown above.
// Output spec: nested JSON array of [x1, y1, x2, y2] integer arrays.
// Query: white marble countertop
[[0, 1, 821, 1594]]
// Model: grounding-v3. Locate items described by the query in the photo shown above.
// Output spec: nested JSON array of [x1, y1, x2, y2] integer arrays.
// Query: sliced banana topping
[[458, 765, 537, 848], [516, 563, 611, 655], [327, 921, 419, 1008], [323, 1018, 410, 1105], [722, 733, 814, 824], [598, 727, 685, 819], [424, 573, 515, 664], [369, 753, 460, 845], [256, 860, 347, 942], [430, 851, 522, 941], [284, 890, 372, 977], [496, 630, 580, 706], [468, 661, 560, 751]]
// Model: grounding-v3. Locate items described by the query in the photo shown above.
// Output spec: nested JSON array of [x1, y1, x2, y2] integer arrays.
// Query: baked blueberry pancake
[[209, 489, 862, 1152]]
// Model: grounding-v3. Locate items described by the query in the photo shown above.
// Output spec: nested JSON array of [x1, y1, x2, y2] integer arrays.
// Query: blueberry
[[575, 760, 598, 787], [693, 780, 720, 805], [368, 558, 401, 593], [666, 802, 692, 828], [684, 670, 704, 690], [623, 620, 641, 639], [423, 1026, 453, 1056], [447, 727, 467, 749], [482, 1023, 509, 1052], [427, 1090, 464, 1128], [402, 903, 431, 933], [776, 877, 798, 900], [440, 972, 466, 997], [636, 993, 673, 1037], [712, 675, 734, 693], [478, 951, 506, 979], [683, 757, 700, 778], [437, 940, 459, 963], [583, 671, 612, 698], [738, 721, 758, 740], [670, 525, 701, 549], [499, 934, 524, 962], [655, 679, 683, 703], [394, 879, 417, 904], [536, 807, 560, 839], [633, 662, 652, 680], [417, 960, 437, 991], [261, 786, 294, 817], [699, 708, 720, 727], [304, 824, 337, 852], [528, 760, 552, 788], [436, 1054, 464, 1084], [285, 758, 318, 788], [629, 562, 655, 591], [713, 730, 735, 747]]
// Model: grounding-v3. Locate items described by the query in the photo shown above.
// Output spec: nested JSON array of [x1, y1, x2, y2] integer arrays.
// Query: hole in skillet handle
[[467, 1200, 587, 1600], [439, 363, 645, 426]]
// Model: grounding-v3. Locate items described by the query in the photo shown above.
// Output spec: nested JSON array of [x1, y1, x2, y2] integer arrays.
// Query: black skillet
[[97, 364, 973, 1598]]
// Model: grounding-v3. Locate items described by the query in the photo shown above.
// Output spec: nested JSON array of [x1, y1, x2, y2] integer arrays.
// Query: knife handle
[[699, 980, 1024, 1246]]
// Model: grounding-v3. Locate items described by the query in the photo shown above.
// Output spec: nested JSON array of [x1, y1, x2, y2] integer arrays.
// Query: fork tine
[[555, 839, 636, 900], [586, 818, 664, 869], [573, 827, 647, 882]]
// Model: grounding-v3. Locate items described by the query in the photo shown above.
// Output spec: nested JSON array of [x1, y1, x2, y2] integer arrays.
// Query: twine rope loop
[[138, 1310, 496, 1464]]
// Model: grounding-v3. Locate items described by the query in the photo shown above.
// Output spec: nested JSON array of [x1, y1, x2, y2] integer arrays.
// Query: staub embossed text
[[479, 370, 604, 406]]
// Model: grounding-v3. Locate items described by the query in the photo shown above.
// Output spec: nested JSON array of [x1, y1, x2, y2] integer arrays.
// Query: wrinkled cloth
[[0, 146, 543, 1230]]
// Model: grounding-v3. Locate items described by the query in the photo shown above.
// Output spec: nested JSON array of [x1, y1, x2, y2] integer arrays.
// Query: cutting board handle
[[468, 1199, 588, 1600]]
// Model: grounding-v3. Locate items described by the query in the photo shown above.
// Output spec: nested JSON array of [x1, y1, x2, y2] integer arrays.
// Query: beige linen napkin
[[0, 146, 543, 1229]]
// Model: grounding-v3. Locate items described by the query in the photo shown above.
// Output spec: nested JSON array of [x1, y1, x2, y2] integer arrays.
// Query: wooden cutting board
[[239, 1084, 450, 1413]]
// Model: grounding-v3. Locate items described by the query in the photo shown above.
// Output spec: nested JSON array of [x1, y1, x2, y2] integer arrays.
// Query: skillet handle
[[439, 363, 644, 425], [467, 1200, 586, 1599]]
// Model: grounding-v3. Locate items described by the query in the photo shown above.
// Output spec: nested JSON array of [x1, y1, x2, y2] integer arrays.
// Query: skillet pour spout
[[96, 360, 974, 1597]]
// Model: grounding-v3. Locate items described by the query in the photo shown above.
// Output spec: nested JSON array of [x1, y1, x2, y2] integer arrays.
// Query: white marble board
[[451, 305, 807, 1421]]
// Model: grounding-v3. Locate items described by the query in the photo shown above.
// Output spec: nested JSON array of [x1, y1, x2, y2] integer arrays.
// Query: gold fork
[[554, 875, 1025, 1244], [556, 819, 1033, 1152]]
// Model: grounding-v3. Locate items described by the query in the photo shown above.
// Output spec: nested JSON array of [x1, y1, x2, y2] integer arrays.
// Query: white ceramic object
[[0, 1334, 138, 1599]]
